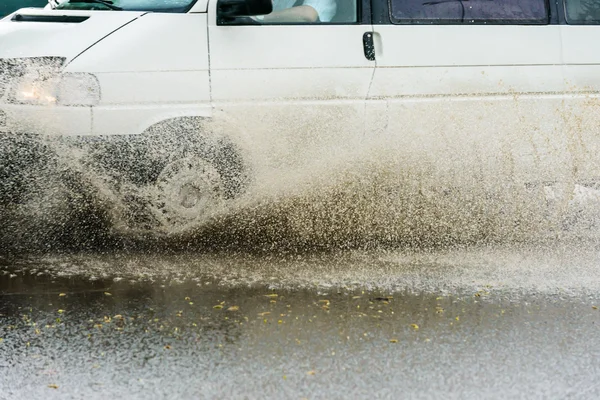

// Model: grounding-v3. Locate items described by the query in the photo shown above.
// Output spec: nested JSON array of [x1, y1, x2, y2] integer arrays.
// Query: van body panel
[[208, 25, 373, 103], [65, 13, 209, 73], [561, 26, 600, 67], [89, 71, 211, 135], [559, 26, 600, 182], [208, 26, 373, 71], [0, 104, 92, 135], [207, 0, 375, 172], [0, 0, 599, 212], [91, 103, 212, 136], [208, 24, 374, 172], [0, 12, 210, 137], [368, 65, 566, 98], [369, 26, 563, 96], [561, 26, 600, 93], [366, 25, 572, 185], [63, 13, 211, 135], [0, 10, 145, 61], [209, 61, 371, 101], [93, 71, 210, 105], [372, 26, 561, 68]]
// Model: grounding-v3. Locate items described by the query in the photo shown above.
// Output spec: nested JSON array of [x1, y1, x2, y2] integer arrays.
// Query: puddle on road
[[1, 259, 599, 399], [3, 241, 600, 296]]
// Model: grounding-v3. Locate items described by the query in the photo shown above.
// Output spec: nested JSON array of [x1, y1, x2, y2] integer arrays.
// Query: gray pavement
[[1, 248, 600, 399]]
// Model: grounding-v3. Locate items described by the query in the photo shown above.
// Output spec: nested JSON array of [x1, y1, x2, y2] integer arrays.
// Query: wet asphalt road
[[1, 249, 600, 399]]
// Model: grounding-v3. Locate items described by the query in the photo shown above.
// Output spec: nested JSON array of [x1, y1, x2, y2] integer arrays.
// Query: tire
[[90, 118, 249, 233], [149, 157, 227, 230]]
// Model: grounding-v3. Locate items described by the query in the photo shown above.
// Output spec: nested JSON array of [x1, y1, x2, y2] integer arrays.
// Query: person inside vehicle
[[254, 0, 337, 22]]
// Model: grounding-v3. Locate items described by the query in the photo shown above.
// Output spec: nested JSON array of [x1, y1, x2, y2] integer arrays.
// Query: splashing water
[[1, 95, 600, 254]]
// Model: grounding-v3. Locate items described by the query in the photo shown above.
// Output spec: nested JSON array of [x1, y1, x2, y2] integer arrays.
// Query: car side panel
[[207, 0, 376, 177], [65, 13, 211, 136], [560, 25, 600, 182], [367, 25, 572, 186]]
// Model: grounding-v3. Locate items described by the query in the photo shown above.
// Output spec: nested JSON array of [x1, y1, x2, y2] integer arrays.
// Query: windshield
[[55, 0, 197, 12], [1, 0, 47, 18]]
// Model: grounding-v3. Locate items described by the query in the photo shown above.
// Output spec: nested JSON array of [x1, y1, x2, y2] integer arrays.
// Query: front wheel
[[150, 157, 226, 230]]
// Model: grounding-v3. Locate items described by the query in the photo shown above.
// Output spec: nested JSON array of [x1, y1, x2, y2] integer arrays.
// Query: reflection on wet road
[[1, 248, 600, 399]]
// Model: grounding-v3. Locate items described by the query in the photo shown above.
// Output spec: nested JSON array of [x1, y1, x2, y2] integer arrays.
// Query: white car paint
[[206, 0, 374, 169], [0, 0, 599, 189], [560, 26, 600, 183], [0, 104, 91, 135], [65, 12, 211, 135], [367, 25, 570, 184], [0, 9, 145, 61], [0, 10, 211, 137]]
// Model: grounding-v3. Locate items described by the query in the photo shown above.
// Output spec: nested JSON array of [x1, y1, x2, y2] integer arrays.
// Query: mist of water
[[1, 95, 600, 254]]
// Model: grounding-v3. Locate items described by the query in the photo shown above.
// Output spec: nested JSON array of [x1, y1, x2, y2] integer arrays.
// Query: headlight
[[11, 73, 100, 106]]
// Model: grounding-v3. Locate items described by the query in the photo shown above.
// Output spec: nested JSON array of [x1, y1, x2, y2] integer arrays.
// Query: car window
[[0, 0, 47, 18], [565, 0, 600, 23], [389, 0, 549, 24], [56, 0, 196, 12], [221, 0, 356, 24]]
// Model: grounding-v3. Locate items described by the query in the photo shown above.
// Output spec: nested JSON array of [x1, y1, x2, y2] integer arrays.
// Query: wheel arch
[[91, 115, 252, 196]]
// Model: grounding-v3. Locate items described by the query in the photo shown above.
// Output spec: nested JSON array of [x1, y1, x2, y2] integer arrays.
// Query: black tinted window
[[390, 0, 549, 24], [0, 0, 47, 18], [565, 0, 600, 23]]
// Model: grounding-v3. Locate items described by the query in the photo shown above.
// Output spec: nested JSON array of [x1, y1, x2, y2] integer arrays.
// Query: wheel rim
[[153, 157, 224, 228]]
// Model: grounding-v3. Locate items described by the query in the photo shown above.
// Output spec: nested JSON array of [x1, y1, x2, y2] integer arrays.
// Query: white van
[[1, 0, 599, 230]]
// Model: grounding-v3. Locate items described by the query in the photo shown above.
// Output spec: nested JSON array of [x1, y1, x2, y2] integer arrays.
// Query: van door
[[207, 0, 374, 175], [560, 1, 600, 183], [367, 0, 568, 190]]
